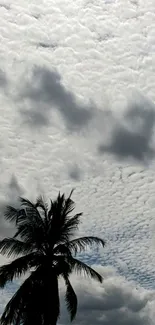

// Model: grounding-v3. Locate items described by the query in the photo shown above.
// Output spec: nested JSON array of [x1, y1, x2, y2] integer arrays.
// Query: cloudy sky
[[0, 0, 155, 324]]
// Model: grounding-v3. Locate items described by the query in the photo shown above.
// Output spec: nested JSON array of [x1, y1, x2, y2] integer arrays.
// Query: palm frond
[[1, 266, 60, 325], [50, 192, 65, 218], [63, 213, 82, 231], [47, 199, 53, 220], [47, 191, 82, 248], [68, 189, 74, 199], [47, 191, 75, 224], [49, 213, 82, 249], [0, 253, 40, 288], [62, 190, 75, 217], [0, 271, 36, 325], [53, 255, 72, 277], [35, 196, 48, 219], [53, 244, 72, 257], [6, 197, 47, 250], [18, 197, 45, 228], [14, 222, 45, 253], [19, 197, 35, 208], [0, 238, 34, 258], [68, 236, 105, 255], [69, 257, 103, 283], [63, 276, 77, 321], [60, 213, 82, 240], [13, 198, 47, 253], [4, 206, 19, 224]]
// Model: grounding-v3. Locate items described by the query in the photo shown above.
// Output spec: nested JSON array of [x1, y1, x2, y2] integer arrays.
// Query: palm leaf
[[35, 196, 48, 219], [18, 197, 45, 228], [13, 199, 47, 253], [0, 238, 34, 257], [4, 206, 19, 224], [53, 244, 72, 257], [47, 191, 81, 248], [49, 213, 82, 248], [69, 257, 103, 283], [62, 190, 75, 217], [64, 276, 77, 321], [59, 213, 82, 241], [67, 236, 105, 255], [47, 190, 75, 224], [0, 253, 40, 288], [0, 271, 36, 325], [14, 223, 45, 254], [54, 236, 105, 257], [48, 208, 82, 248], [53, 255, 72, 277]]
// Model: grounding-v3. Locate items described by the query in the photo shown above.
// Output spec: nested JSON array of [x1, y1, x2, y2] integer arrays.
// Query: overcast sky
[[0, 0, 155, 324]]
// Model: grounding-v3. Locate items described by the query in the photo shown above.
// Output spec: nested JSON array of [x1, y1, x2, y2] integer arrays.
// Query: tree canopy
[[0, 191, 105, 325]]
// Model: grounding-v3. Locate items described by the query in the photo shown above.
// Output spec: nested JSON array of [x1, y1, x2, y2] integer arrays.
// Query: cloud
[[37, 42, 57, 50], [8, 175, 24, 200], [59, 265, 155, 325], [0, 175, 24, 240], [0, 69, 7, 88], [18, 66, 94, 129], [0, 0, 155, 314], [68, 164, 82, 181], [0, 4, 10, 11], [98, 95, 155, 163]]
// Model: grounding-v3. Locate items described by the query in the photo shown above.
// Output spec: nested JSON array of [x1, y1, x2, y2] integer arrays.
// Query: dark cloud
[[19, 66, 94, 129], [0, 4, 10, 10], [68, 164, 82, 181], [37, 42, 57, 50], [21, 109, 49, 127], [0, 175, 24, 239], [8, 175, 24, 200], [59, 266, 153, 325], [98, 96, 155, 162], [99, 128, 154, 161], [31, 13, 41, 20], [0, 69, 7, 88]]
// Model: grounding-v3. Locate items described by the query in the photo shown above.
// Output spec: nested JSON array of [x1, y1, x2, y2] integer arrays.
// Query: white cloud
[[0, 0, 155, 319]]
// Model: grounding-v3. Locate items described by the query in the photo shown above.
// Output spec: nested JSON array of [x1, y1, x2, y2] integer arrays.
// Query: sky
[[0, 0, 155, 324]]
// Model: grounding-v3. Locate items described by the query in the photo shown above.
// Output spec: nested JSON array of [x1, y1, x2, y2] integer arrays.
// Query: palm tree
[[0, 191, 105, 325]]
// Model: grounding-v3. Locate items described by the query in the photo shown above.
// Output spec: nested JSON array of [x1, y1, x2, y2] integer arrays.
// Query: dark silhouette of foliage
[[0, 191, 105, 325]]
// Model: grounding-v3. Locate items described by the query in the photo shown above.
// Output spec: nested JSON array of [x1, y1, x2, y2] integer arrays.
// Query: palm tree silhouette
[[0, 191, 105, 325]]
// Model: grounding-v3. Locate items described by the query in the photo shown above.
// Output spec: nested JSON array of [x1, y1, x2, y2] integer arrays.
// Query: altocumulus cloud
[[0, 0, 155, 320]]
